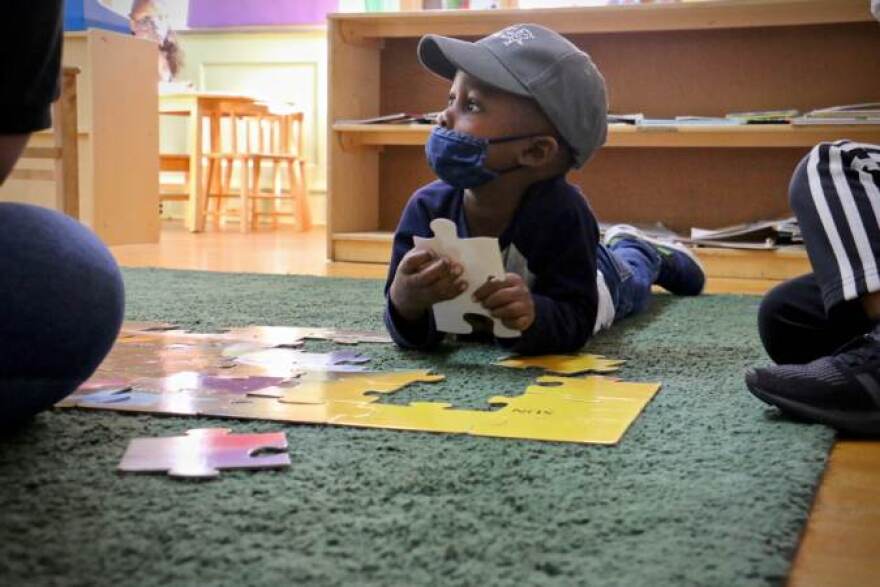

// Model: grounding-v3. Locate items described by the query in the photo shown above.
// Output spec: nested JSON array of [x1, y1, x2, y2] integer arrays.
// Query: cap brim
[[417, 35, 530, 98]]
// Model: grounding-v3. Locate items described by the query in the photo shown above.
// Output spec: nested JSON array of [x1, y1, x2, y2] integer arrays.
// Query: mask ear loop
[[486, 134, 566, 175]]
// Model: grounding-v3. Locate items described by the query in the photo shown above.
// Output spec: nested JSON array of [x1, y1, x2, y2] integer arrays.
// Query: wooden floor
[[111, 221, 880, 586]]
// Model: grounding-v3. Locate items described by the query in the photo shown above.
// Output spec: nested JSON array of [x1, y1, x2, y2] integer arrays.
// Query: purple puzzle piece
[[118, 428, 290, 479]]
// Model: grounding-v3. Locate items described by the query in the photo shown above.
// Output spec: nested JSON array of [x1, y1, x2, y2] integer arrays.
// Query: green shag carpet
[[0, 268, 834, 587]]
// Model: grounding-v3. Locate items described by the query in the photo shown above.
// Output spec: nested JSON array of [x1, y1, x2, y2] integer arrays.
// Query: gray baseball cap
[[418, 23, 607, 168]]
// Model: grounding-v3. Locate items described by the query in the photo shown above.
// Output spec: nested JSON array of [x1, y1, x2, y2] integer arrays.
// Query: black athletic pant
[[759, 141, 880, 365]]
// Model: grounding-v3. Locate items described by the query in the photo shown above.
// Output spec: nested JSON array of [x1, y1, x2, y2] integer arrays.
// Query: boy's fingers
[[399, 249, 435, 274], [481, 287, 523, 311], [503, 315, 532, 331], [472, 276, 505, 301], [432, 277, 468, 301], [409, 257, 450, 288], [490, 301, 528, 321]]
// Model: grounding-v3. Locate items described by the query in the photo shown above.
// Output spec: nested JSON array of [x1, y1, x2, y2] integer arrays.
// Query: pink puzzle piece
[[118, 428, 290, 479]]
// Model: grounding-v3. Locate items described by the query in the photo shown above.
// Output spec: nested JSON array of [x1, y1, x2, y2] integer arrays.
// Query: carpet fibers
[[0, 268, 834, 586]]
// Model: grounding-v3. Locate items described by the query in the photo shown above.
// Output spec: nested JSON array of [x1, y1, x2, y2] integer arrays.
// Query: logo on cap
[[492, 26, 535, 47]]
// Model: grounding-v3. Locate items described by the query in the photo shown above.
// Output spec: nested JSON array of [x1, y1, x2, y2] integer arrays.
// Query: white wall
[[164, 28, 329, 225]]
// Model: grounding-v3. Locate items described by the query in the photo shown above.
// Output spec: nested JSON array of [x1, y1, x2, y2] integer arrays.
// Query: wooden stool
[[202, 107, 258, 232], [247, 111, 312, 232], [158, 153, 190, 215]]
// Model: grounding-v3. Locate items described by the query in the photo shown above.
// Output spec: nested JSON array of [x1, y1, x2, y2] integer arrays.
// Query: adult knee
[[757, 278, 821, 365], [0, 203, 124, 427]]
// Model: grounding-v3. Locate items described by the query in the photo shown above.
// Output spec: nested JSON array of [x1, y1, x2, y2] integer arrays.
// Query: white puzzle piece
[[413, 218, 520, 338]]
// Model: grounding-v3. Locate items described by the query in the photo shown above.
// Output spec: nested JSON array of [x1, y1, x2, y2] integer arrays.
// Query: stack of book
[[792, 103, 880, 126], [599, 219, 803, 251], [336, 112, 439, 124], [687, 218, 802, 250]]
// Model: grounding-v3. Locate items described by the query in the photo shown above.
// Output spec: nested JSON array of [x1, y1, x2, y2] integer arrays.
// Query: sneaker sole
[[746, 377, 880, 436]]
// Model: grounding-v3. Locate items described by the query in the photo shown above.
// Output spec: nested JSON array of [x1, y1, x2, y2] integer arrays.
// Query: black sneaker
[[603, 224, 706, 296], [745, 329, 880, 435]]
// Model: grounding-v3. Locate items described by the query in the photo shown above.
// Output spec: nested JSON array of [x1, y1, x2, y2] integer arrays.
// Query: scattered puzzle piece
[[118, 428, 290, 479], [414, 218, 519, 339], [495, 353, 624, 375]]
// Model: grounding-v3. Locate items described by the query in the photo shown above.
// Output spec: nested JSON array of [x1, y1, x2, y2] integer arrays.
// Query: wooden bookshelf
[[328, 0, 880, 279], [334, 122, 880, 149]]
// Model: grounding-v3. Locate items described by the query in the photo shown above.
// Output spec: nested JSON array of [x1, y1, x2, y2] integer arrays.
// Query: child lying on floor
[[384, 24, 705, 356]]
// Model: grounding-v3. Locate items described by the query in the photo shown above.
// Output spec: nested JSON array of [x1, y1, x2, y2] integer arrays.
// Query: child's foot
[[745, 329, 880, 436], [603, 224, 706, 296]]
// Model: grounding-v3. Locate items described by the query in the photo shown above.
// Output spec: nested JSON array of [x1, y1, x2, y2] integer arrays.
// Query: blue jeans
[[596, 239, 662, 323]]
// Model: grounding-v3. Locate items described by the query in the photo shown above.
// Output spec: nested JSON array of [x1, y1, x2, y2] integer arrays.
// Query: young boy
[[384, 24, 705, 356]]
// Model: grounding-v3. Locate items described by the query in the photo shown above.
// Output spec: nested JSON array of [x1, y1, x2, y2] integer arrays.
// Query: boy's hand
[[390, 249, 467, 321], [473, 273, 535, 332]]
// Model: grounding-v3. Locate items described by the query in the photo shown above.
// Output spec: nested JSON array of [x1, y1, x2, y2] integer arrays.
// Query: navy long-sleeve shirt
[[384, 175, 600, 355]]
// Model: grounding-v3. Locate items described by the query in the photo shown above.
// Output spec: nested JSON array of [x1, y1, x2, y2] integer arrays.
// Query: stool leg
[[203, 157, 216, 228], [250, 157, 262, 231], [239, 159, 250, 234], [293, 159, 311, 232]]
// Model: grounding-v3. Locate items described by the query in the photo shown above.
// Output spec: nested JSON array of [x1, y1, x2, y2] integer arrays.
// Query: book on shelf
[[803, 102, 880, 119], [336, 112, 439, 125], [792, 102, 880, 126], [791, 117, 880, 126], [686, 218, 802, 250], [635, 117, 743, 130], [608, 113, 644, 125], [598, 220, 803, 251], [725, 109, 799, 124]]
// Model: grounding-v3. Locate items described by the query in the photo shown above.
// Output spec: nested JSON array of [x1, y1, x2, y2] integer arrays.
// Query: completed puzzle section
[[57, 323, 662, 445]]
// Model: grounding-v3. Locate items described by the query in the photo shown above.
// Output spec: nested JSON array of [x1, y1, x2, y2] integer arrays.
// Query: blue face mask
[[424, 127, 539, 189]]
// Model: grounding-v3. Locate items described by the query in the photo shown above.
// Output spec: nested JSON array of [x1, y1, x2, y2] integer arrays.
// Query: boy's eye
[[447, 94, 455, 106], [466, 99, 481, 113]]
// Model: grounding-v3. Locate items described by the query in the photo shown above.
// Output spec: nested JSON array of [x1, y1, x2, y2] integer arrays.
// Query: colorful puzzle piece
[[413, 218, 519, 339], [120, 323, 392, 347], [495, 353, 624, 375], [256, 370, 445, 405], [71, 388, 214, 416], [117, 428, 290, 479], [234, 349, 370, 373], [131, 373, 295, 395]]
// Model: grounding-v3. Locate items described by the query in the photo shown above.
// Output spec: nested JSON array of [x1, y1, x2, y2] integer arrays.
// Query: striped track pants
[[792, 140, 880, 310]]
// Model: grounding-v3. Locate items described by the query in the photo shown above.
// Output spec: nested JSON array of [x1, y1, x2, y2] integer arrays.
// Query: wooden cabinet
[[0, 29, 160, 246], [327, 0, 880, 283]]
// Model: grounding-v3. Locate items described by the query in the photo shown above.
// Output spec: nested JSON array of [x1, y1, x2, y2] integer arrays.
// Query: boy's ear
[[517, 136, 560, 168]]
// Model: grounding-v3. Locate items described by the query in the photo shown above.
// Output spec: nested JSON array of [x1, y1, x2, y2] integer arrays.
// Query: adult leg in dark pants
[[0, 2, 125, 429], [747, 140, 880, 435]]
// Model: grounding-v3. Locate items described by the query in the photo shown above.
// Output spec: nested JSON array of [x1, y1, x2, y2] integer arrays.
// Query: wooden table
[[159, 92, 269, 232]]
